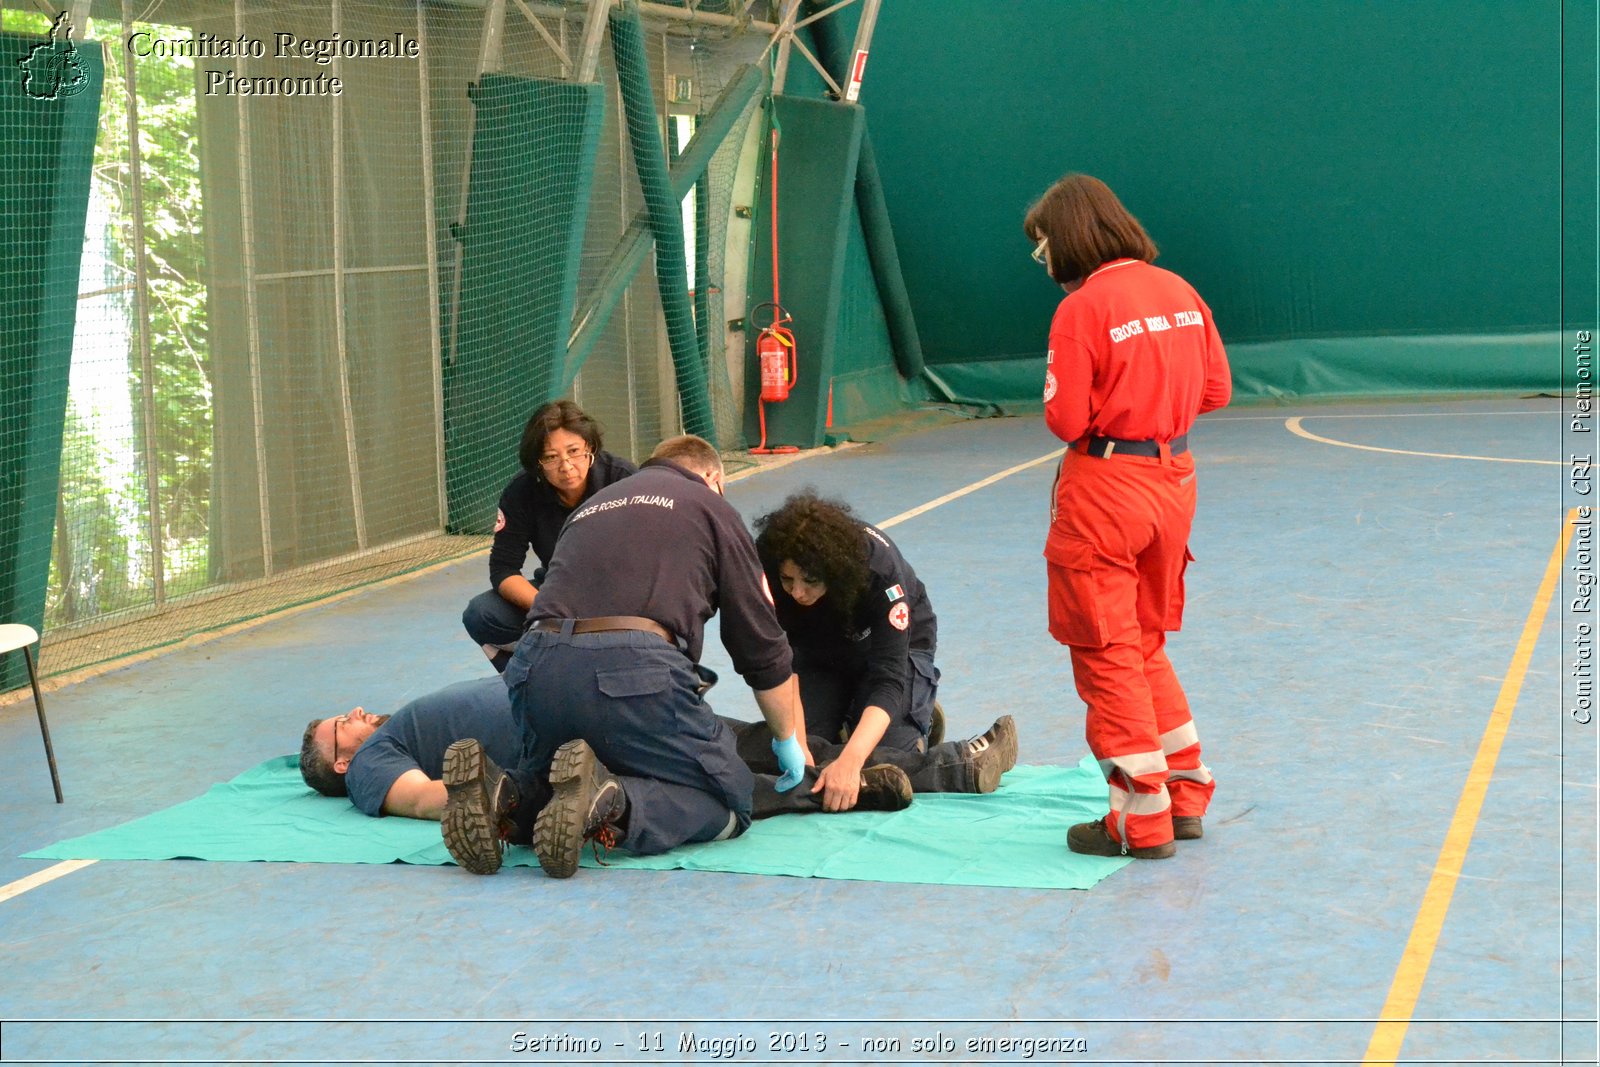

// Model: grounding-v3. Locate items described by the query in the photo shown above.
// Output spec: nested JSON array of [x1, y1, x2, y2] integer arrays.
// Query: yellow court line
[[1363, 509, 1577, 1065], [1286, 416, 1563, 465], [876, 448, 1067, 530], [0, 860, 97, 905]]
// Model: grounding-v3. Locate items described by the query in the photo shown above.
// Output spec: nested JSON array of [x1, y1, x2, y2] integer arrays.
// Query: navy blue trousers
[[503, 626, 753, 856], [462, 589, 527, 653], [798, 647, 941, 751]]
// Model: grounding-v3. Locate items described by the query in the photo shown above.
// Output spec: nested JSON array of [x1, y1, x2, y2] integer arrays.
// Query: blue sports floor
[[0, 396, 1593, 1065]]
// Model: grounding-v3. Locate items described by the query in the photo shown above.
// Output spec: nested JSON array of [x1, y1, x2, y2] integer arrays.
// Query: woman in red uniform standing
[[1024, 174, 1232, 859]]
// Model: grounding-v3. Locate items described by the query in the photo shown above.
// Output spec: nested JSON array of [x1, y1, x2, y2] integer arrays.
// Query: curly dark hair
[[518, 400, 604, 479], [754, 490, 872, 618], [299, 719, 348, 797]]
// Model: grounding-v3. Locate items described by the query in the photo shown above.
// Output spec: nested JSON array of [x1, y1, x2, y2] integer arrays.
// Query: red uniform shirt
[[1043, 259, 1232, 444]]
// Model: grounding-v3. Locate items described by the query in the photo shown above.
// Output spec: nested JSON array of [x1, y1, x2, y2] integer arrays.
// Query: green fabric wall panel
[[745, 97, 864, 449], [444, 75, 603, 533], [0, 31, 102, 688], [827, 196, 904, 428], [1565, 0, 1598, 334], [860, 1, 1564, 397], [928, 333, 1558, 408]]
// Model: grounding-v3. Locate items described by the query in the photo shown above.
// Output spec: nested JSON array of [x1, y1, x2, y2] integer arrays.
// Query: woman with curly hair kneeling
[[751, 491, 1016, 811]]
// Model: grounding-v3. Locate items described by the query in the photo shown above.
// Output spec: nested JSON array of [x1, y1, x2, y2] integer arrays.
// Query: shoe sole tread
[[534, 740, 594, 879], [442, 740, 504, 875]]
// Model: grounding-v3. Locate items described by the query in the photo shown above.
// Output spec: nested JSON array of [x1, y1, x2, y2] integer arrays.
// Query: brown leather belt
[[532, 615, 675, 644]]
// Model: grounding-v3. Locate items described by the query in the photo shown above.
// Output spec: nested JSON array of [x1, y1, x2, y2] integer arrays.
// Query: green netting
[[0, 1, 782, 687], [444, 74, 603, 534], [0, 22, 102, 691]]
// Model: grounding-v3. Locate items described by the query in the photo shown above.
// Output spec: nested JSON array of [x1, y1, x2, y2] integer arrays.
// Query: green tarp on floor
[[25, 755, 1129, 890]]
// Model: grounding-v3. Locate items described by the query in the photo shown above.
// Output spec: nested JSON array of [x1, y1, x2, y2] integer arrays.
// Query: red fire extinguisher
[[751, 305, 798, 454], [758, 322, 795, 402], [753, 301, 796, 400]]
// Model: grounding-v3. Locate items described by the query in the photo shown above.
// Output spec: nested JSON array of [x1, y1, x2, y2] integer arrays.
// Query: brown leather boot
[[442, 739, 519, 875], [535, 740, 627, 879], [1173, 816, 1203, 840], [964, 715, 1018, 793], [1067, 817, 1175, 859]]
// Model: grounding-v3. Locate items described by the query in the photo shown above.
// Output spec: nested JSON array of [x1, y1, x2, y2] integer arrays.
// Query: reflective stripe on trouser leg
[[1143, 630, 1214, 817], [1159, 719, 1215, 815], [1098, 750, 1172, 848], [1070, 641, 1174, 848]]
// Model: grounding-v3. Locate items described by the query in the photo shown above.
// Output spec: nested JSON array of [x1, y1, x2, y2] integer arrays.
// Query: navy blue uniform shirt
[[344, 677, 522, 817], [529, 459, 793, 691], [487, 450, 636, 590]]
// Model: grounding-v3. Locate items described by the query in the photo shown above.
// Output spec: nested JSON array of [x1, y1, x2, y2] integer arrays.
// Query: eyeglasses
[[538, 447, 593, 471], [330, 713, 349, 764], [1031, 235, 1049, 265]]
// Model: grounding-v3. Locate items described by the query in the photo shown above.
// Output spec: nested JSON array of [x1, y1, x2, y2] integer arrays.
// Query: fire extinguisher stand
[[750, 96, 799, 455]]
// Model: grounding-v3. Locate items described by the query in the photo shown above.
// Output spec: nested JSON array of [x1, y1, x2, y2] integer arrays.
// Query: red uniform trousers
[[1045, 445, 1215, 849]]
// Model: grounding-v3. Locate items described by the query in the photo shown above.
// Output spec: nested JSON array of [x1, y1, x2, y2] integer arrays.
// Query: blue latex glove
[[771, 733, 806, 793]]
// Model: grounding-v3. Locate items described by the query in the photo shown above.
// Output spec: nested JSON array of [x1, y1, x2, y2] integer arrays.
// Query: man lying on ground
[[296, 675, 917, 828], [297, 675, 1016, 826]]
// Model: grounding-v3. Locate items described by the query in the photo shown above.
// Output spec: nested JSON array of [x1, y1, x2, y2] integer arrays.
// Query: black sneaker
[[1067, 816, 1175, 859], [855, 764, 913, 811], [535, 740, 627, 879], [442, 739, 517, 875], [1173, 815, 1203, 840], [964, 715, 1018, 793]]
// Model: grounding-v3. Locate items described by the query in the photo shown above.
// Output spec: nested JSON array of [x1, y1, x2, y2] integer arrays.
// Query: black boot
[[855, 764, 913, 811]]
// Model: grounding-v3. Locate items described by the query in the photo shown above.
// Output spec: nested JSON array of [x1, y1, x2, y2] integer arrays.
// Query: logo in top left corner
[[19, 11, 89, 101]]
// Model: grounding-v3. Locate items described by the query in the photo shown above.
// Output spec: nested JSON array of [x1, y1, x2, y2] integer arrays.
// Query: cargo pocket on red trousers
[[1166, 546, 1195, 630], [1043, 535, 1111, 648]]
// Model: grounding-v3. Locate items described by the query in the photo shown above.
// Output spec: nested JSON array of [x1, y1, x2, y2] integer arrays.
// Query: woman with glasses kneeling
[[462, 400, 636, 671]]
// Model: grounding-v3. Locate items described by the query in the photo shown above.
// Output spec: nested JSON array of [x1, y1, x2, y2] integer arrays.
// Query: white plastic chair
[[0, 624, 63, 803]]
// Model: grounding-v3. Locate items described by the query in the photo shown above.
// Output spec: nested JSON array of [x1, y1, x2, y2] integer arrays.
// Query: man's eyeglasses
[[1031, 235, 1049, 265], [538, 447, 593, 471], [330, 713, 350, 764]]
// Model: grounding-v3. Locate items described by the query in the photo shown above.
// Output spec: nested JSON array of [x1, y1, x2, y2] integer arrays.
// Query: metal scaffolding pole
[[445, 0, 507, 374], [770, 0, 801, 93], [575, 0, 612, 84], [120, 0, 167, 606], [842, 0, 880, 101], [417, 3, 449, 531], [235, 0, 273, 577], [330, 0, 368, 551]]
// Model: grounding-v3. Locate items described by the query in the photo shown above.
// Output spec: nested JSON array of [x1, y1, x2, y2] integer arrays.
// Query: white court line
[[0, 447, 1066, 907], [1212, 410, 1551, 422], [0, 859, 96, 904], [877, 447, 1067, 529], [1285, 416, 1562, 466], [0, 417, 1518, 907]]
